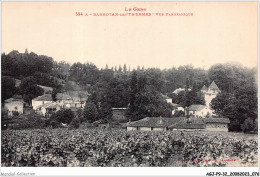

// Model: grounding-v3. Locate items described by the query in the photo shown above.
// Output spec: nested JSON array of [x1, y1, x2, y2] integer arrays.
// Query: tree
[[174, 110, 185, 117], [123, 64, 127, 73], [70, 117, 81, 129], [254, 119, 258, 132], [241, 118, 254, 133], [127, 71, 172, 121], [118, 65, 122, 72], [51, 109, 74, 124], [168, 90, 204, 107], [1, 76, 17, 102], [19, 77, 44, 105], [98, 101, 113, 122], [83, 102, 98, 123]]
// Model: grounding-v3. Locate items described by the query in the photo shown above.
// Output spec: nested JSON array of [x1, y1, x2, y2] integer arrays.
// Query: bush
[[241, 118, 254, 133], [2, 108, 9, 120], [50, 119, 60, 129], [12, 116, 46, 130], [83, 102, 98, 123], [69, 118, 80, 129], [173, 110, 185, 117], [254, 119, 258, 132], [51, 109, 74, 124], [12, 111, 19, 117]]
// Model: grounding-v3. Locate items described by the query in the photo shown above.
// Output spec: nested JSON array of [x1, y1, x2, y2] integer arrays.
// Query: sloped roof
[[173, 88, 185, 94], [161, 94, 171, 100], [32, 94, 52, 101], [36, 102, 62, 109], [127, 117, 230, 129], [56, 93, 72, 100], [169, 123, 205, 129], [127, 117, 204, 128], [57, 91, 89, 101], [127, 117, 174, 128], [4, 97, 24, 103], [171, 103, 183, 108], [201, 85, 208, 91], [38, 85, 53, 91], [205, 118, 230, 124], [112, 108, 127, 110], [186, 104, 207, 111], [208, 81, 220, 91], [68, 91, 89, 101]]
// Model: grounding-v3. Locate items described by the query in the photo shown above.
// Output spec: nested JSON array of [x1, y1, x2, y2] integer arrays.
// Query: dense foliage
[[1, 76, 17, 102], [210, 64, 257, 132], [1, 129, 258, 167], [1, 50, 257, 132], [50, 109, 75, 125]]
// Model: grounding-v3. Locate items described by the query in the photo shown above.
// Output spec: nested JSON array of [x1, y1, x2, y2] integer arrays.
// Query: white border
[[1, 1, 259, 177]]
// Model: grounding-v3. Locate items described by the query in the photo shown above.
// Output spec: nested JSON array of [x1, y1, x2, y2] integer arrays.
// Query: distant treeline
[[1, 50, 258, 132]]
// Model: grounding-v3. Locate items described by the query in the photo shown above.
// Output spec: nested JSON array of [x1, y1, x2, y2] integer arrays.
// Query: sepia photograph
[[1, 1, 259, 176]]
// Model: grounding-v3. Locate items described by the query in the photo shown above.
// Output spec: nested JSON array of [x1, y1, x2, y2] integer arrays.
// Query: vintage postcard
[[1, 1, 259, 176]]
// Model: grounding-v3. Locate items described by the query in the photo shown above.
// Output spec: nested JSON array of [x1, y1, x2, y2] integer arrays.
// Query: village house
[[36, 102, 62, 118], [68, 91, 89, 108], [127, 117, 177, 131], [56, 93, 73, 108], [32, 94, 53, 110], [127, 117, 230, 132], [204, 118, 230, 132], [199, 81, 221, 107], [171, 103, 185, 115], [38, 85, 53, 94], [185, 104, 213, 118], [173, 88, 191, 95], [56, 91, 89, 108], [161, 94, 172, 103], [4, 97, 25, 116]]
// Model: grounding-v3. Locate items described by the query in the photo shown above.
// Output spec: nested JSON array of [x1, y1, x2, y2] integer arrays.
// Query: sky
[[2, 2, 258, 70]]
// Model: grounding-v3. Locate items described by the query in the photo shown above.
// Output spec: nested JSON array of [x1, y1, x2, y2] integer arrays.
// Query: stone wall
[[205, 123, 228, 132], [127, 126, 137, 131]]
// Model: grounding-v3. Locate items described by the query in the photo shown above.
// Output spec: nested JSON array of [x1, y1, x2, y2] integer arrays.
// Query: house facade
[[56, 91, 88, 109], [32, 94, 53, 110], [186, 104, 213, 118], [161, 94, 172, 103], [171, 103, 185, 115], [205, 118, 230, 132], [56, 93, 73, 108], [36, 102, 62, 118], [127, 117, 230, 132], [4, 98, 24, 116], [199, 81, 221, 107], [127, 117, 178, 131]]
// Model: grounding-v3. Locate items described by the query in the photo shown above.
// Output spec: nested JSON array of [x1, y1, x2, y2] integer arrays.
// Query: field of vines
[[1, 128, 258, 167]]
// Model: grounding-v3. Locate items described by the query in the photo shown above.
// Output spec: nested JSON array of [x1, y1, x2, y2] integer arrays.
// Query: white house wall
[[153, 127, 166, 131], [4, 102, 23, 116], [32, 100, 52, 110], [127, 127, 137, 131], [140, 127, 152, 131]]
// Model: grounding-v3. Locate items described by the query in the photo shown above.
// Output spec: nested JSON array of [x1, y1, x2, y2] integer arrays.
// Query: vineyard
[[1, 128, 258, 167]]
